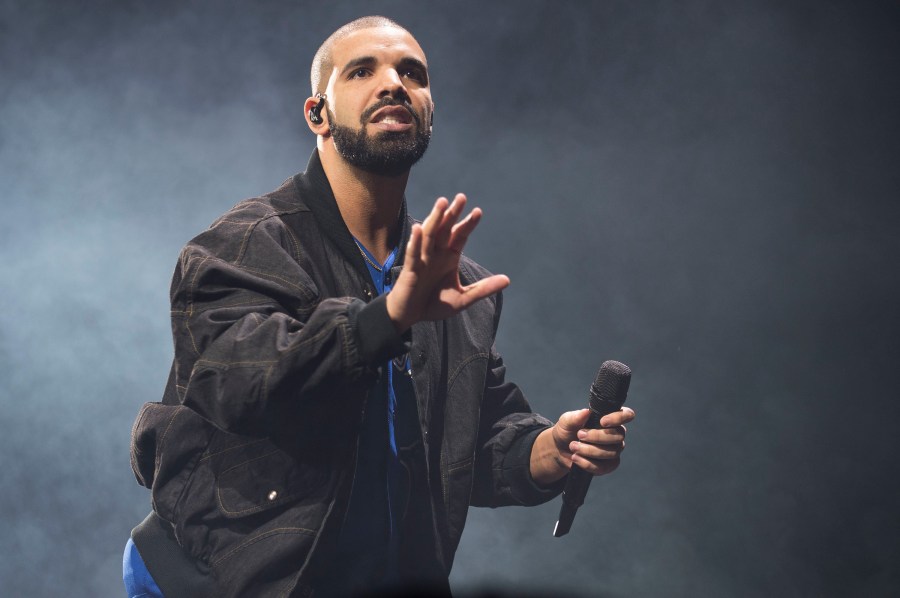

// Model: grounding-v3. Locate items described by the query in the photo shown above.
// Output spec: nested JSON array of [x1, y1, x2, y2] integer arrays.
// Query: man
[[126, 16, 634, 597]]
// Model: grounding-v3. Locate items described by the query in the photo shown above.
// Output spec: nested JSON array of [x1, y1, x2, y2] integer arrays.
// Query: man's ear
[[304, 95, 329, 134]]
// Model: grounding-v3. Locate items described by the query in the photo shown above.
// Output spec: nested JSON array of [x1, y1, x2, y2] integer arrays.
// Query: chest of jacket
[[131, 213, 499, 596]]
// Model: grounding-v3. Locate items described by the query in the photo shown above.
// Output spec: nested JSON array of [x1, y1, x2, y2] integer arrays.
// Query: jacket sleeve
[[468, 290, 566, 507], [168, 211, 407, 436]]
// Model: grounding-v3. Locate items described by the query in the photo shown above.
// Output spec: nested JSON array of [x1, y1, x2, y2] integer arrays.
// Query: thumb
[[556, 408, 591, 435]]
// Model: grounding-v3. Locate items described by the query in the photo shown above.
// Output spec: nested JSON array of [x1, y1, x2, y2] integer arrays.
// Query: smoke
[[2, 1, 898, 596]]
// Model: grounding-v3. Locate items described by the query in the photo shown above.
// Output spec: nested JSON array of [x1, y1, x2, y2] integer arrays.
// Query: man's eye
[[402, 69, 426, 84], [350, 68, 370, 79]]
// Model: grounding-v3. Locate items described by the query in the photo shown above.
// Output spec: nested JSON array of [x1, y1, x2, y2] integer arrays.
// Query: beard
[[328, 101, 431, 177]]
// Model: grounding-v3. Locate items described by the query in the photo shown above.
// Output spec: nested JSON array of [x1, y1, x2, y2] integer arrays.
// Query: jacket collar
[[292, 150, 411, 282]]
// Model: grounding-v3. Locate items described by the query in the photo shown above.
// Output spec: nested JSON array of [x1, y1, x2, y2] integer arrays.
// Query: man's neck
[[318, 145, 408, 264]]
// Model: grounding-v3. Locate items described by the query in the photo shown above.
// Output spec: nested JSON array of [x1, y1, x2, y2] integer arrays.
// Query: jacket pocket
[[215, 447, 327, 517], [132, 402, 216, 522], [173, 430, 332, 571], [131, 402, 160, 488]]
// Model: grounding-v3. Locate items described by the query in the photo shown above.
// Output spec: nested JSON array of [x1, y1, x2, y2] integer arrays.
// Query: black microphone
[[553, 360, 631, 537]]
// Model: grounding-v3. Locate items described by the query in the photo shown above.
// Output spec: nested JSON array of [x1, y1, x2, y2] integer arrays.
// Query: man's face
[[324, 26, 433, 177]]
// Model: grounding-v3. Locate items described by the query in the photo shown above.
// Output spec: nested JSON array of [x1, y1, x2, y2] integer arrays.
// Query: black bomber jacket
[[130, 150, 563, 597]]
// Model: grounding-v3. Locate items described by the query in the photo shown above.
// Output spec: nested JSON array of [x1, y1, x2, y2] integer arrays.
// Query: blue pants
[[123, 538, 164, 598]]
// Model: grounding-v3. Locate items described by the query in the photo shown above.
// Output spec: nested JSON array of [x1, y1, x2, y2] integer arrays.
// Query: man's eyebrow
[[398, 57, 428, 72], [340, 56, 376, 75]]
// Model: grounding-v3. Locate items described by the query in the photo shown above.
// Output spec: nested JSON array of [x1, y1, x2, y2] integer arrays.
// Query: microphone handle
[[553, 398, 619, 537]]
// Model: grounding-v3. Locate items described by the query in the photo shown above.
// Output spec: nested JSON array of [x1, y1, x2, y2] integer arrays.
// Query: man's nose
[[377, 69, 409, 100]]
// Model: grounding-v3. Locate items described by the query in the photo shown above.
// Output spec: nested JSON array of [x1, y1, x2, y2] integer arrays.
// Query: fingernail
[[577, 430, 587, 440], [569, 441, 579, 452]]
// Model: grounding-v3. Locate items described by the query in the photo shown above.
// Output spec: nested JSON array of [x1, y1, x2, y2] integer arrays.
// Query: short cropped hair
[[310, 16, 408, 95]]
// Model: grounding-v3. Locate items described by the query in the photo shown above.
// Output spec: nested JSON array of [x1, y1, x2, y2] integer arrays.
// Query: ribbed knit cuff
[[503, 426, 567, 506], [352, 293, 411, 365]]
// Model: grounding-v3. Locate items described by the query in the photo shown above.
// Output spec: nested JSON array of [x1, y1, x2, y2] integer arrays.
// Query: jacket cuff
[[504, 426, 567, 506], [352, 293, 410, 365]]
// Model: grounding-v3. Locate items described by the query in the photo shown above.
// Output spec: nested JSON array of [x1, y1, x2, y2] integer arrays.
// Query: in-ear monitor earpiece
[[309, 93, 326, 124]]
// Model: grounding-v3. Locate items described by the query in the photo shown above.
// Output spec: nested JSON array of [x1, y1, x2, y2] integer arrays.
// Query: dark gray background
[[2, 1, 898, 596]]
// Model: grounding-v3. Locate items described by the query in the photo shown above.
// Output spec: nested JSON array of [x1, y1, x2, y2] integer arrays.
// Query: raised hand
[[386, 193, 510, 333]]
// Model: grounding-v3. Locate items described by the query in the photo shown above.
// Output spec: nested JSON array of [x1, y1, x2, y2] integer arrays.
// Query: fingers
[[448, 207, 482, 254], [420, 196, 450, 257], [451, 274, 510, 310], [556, 408, 591, 435], [571, 453, 621, 476], [568, 437, 625, 460], [569, 429, 625, 476], [405, 223, 423, 269], [577, 425, 626, 445], [566, 406, 634, 476], [570, 420, 625, 460], [421, 194, 481, 258], [439, 193, 468, 239], [599, 406, 635, 428]]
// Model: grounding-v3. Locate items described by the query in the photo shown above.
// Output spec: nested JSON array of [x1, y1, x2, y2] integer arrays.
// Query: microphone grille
[[590, 360, 632, 408]]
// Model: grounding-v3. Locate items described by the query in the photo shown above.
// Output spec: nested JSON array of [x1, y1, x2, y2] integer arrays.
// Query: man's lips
[[369, 105, 415, 125]]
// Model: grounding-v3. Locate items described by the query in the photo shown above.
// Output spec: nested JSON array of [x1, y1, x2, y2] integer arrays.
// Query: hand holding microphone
[[553, 360, 632, 537]]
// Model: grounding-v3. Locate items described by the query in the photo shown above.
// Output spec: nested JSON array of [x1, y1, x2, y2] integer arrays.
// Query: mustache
[[360, 97, 421, 126]]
